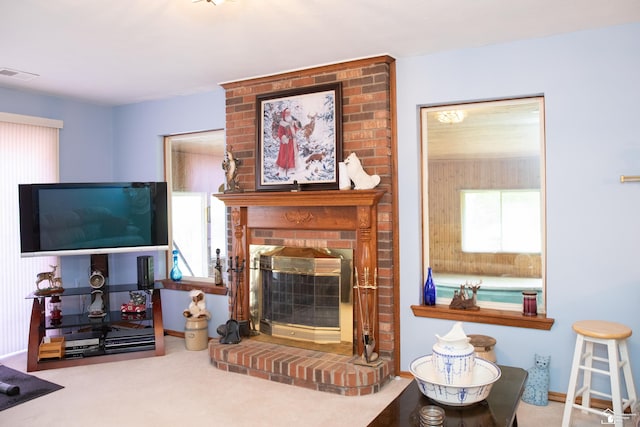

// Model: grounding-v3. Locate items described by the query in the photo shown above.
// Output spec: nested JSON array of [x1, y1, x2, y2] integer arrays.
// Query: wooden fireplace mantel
[[215, 189, 384, 207], [215, 189, 385, 356]]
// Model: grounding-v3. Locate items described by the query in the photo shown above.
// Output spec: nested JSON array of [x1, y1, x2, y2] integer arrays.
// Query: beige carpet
[[0, 336, 409, 427], [0, 336, 636, 426]]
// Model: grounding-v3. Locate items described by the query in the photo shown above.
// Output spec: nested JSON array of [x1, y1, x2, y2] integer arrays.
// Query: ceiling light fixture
[[436, 110, 466, 124]]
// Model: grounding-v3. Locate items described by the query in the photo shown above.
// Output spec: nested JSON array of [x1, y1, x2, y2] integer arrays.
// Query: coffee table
[[368, 365, 527, 427]]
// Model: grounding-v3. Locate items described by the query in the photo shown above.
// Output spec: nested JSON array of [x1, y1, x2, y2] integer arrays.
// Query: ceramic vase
[[170, 250, 182, 281]]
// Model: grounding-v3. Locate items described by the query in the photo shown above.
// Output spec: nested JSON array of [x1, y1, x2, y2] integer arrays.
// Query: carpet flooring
[[0, 336, 410, 427], [0, 365, 63, 411], [0, 336, 637, 426]]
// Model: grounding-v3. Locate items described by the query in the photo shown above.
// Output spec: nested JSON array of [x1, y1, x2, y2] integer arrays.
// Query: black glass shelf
[[26, 282, 164, 299], [43, 310, 153, 330]]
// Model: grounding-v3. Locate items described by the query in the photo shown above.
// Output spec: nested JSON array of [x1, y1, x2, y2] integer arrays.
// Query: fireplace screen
[[262, 272, 339, 328], [253, 246, 352, 345]]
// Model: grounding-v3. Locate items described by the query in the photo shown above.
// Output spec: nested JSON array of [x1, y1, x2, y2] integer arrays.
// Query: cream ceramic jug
[[432, 322, 475, 385]]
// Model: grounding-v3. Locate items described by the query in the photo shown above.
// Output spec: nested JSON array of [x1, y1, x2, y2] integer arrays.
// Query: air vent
[[0, 68, 39, 82]]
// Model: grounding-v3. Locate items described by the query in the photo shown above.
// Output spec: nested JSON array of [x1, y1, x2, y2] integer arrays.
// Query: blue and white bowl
[[409, 354, 501, 407]]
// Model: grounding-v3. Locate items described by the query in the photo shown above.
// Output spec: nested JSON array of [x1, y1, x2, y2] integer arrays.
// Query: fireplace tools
[[355, 266, 379, 364], [218, 256, 244, 344]]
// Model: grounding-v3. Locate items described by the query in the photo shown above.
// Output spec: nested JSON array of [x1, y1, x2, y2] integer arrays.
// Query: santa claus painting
[[275, 108, 300, 176]]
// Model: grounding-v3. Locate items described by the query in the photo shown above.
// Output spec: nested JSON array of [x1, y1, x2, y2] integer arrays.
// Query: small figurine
[[35, 265, 57, 289], [88, 290, 106, 318], [35, 265, 64, 294], [214, 248, 223, 286], [522, 354, 551, 406], [49, 295, 62, 324], [183, 289, 211, 320], [121, 291, 147, 314], [449, 281, 481, 310], [51, 276, 63, 289], [222, 148, 242, 193], [344, 152, 380, 190]]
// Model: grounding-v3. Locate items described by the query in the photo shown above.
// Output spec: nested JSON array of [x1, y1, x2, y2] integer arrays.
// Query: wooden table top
[[368, 365, 528, 427]]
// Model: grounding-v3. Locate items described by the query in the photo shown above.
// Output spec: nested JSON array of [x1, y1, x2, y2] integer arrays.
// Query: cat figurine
[[522, 354, 550, 406]]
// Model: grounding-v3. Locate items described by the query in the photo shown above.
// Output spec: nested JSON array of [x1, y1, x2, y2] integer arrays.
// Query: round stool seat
[[468, 334, 497, 362], [468, 334, 496, 350], [564, 320, 637, 427], [572, 320, 632, 340]]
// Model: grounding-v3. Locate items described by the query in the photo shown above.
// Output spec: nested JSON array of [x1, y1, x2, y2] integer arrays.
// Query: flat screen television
[[19, 182, 169, 257]]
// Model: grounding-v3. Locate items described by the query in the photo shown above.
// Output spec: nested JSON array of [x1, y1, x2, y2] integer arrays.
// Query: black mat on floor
[[0, 365, 64, 411]]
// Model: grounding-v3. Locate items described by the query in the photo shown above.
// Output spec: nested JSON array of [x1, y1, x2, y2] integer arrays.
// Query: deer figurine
[[51, 276, 64, 290], [449, 281, 482, 310], [35, 265, 58, 290]]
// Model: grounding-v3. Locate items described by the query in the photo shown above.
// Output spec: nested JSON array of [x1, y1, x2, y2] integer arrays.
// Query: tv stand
[[25, 283, 165, 372]]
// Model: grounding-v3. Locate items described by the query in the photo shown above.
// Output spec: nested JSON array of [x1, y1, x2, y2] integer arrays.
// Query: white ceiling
[[1, 0, 638, 106]]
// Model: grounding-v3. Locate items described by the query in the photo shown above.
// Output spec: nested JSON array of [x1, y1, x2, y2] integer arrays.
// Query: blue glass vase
[[423, 267, 436, 306], [170, 250, 182, 281]]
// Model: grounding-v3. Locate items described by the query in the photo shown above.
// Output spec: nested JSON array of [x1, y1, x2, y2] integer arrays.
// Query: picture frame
[[256, 83, 342, 191]]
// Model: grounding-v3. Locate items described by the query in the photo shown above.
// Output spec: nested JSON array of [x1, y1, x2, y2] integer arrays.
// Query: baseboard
[[165, 329, 185, 339], [548, 391, 565, 403], [550, 391, 622, 411]]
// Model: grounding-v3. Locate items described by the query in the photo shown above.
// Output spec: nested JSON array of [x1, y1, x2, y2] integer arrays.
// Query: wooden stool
[[561, 320, 638, 427], [468, 334, 497, 362]]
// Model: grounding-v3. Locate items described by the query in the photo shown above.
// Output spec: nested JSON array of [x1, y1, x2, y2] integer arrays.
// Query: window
[[0, 113, 61, 356], [421, 97, 546, 313], [164, 130, 227, 284], [461, 189, 541, 253]]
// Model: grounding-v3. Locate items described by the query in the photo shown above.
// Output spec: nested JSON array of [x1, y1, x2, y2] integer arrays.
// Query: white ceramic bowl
[[409, 354, 501, 407]]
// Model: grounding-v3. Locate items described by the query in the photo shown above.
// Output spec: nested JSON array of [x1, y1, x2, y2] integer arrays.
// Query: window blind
[[0, 116, 60, 356]]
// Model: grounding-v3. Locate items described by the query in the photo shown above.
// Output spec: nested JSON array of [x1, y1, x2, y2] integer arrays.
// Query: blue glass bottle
[[170, 250, 182, 281], [423, 267, 436, 306]]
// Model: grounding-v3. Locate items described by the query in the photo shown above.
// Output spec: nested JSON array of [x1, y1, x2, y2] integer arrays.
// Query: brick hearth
[[209, 339, 392, 396]]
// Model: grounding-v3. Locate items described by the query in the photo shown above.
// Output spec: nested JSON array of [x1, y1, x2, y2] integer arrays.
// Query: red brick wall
[[222, 56, 396, 361]]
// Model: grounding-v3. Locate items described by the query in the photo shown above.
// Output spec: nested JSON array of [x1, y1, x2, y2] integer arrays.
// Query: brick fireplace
[[208, 56, 397, 395], [209, 190, 391, 394]]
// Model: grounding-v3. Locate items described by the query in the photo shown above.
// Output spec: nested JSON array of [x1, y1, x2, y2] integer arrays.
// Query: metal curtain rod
[[620, 175, 640, 183]]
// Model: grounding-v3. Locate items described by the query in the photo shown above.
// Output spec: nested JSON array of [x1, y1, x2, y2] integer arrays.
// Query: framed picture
[[256, 83, 342, 191]]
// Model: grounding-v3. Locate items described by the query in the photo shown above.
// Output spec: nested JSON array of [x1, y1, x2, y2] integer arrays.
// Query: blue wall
[[0, 85, 229, 334], [0, 86, 117, 310], [2, 23, 639, 394], [0, 87, 114, 181], [397, 23, 640, 393], [110, 90, 228, 333]]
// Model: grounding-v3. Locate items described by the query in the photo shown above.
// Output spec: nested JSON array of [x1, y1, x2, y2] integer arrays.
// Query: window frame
[[412, 96, 553, 329], [162, 130, 229, 295]]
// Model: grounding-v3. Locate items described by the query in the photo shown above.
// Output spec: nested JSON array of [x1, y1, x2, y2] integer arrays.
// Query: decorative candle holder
[[49, 295, 62, 325], [522, 291, 538, 316]]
